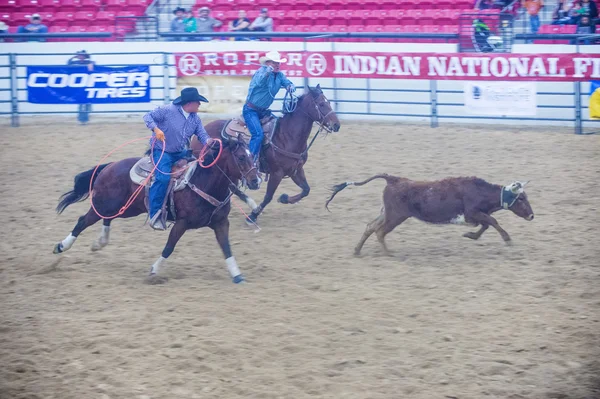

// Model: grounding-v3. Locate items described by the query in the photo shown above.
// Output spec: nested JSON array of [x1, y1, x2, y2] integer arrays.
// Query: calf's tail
[[56, 163, 111, 214], [325, 173, 397, 211]]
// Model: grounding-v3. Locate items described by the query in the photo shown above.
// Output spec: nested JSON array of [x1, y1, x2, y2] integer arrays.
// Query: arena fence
[[1, 39, 598, 134]]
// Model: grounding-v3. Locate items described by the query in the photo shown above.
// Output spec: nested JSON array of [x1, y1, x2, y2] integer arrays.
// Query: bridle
[[285, 88, 336, 134], [213, 138, 256, 189]]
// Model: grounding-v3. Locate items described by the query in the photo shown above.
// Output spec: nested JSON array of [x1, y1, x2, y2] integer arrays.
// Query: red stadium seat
[[74, 11, 96, 23], [293, 10, 312, 25], [0, 0, 17, 12], [432, 9, 452, 26], [304, 0, 327, 10], [105, 0, 127, 12], [330, 10, 349, 26], [0, 11, 11, 22], [53, 11, 75, 26], [347, 25, 370, 42], [11, 12, 33, 24], [39, 0, 60, 10], [116, 11, 137, 32], [79, 0, 101, 12], [125, 0, 147, 13], [95, 10, 116, 23], [16, 0, 40, 13], [39, 10, 54, 21], [559, 24, 576, 33], [48, 24, 67, 40], [56, 0, 81, 12]]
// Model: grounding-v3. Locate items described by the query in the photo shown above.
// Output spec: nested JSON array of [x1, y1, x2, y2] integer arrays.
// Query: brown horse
[[194, 85, 341, 226], [52, 134, 260, 284]]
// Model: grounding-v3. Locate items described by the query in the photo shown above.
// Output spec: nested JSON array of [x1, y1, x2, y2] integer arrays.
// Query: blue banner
[[27, 65, 151, 104]]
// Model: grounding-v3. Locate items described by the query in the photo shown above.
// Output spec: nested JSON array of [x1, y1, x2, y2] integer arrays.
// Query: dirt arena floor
[[0, 118, 599, 399]]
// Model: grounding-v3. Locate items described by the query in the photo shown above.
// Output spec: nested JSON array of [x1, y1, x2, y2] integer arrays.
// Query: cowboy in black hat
[[170, 6, 187, 40], [142, 87, 213, 230]]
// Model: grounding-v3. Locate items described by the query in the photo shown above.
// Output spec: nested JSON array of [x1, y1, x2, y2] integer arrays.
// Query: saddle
[[129, 156, 198, 224], [222, 113, 278, 148]]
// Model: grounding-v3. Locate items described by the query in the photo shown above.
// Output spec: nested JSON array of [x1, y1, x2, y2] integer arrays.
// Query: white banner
[[464, 81, 537, 116]]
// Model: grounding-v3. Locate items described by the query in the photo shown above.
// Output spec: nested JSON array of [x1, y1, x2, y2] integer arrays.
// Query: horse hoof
[[232, 274, 245, 284], [278, 194, 289, 204], [505, 240, 513, 247], [463, 232, 478, 240], [53, 243, 63, 254], [90, 241, 103, 252], [145, 274, 169, 285]]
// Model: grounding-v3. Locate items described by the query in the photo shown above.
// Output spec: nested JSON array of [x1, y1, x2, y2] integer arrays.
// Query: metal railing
[[1, 38, 598, 134]]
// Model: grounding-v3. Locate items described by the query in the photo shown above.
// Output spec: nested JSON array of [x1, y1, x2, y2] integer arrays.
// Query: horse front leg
[[53, 208, 101, 254], [231, 184, 259, 213], [146, 220, 187, 284], [213, 219, 245, 284], [278, 166, 309, 205], [246, 170, 284, 225]]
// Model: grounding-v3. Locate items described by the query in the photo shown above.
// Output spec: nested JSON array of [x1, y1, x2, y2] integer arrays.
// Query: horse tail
[[56, 163, 111, 214], [325, 174, 398, 212]]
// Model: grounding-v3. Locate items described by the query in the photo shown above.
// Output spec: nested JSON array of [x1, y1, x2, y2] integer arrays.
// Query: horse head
[[300, 84, 341, 133], [216, 133, 261, 190]]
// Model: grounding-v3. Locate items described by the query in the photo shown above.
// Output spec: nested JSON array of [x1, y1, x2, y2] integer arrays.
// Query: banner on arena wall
[[175, 52, 600, 81], [464, 81, 537, 116], [26, 65, 151, 104], [589, 80, 600, 120], [177, 75, 251, 114]]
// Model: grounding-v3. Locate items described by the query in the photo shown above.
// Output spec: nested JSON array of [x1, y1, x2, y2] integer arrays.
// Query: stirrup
[[149, 211, 166, 231]]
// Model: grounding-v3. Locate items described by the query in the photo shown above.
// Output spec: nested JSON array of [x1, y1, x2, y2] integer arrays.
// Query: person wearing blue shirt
[[243, 50, 295, 164], [143, 87, 213, 230], [17, 14, 48, 42]]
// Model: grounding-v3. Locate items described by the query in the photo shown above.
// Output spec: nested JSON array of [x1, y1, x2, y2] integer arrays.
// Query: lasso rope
[[89, 137, 223, 219]]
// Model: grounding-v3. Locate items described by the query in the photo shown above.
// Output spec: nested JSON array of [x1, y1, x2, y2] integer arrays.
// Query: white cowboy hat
[[259, 50, 287, 65]]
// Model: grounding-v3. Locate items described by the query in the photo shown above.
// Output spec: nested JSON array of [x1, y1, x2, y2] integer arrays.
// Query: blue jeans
[[242, 104, 269, 160], [149, 149, 187, 218], [78, 103, 91, 123], [530, 15, 540, 34]]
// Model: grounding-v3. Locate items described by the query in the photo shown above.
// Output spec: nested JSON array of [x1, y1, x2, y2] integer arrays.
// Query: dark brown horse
[[194, 85, 341, 226], [52, 134, 260, 284]]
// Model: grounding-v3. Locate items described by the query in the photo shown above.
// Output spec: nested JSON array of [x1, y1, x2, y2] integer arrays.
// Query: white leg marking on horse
[[99, 225, 110, 246], [150, 256, 165, 275], [246, 196, 258, 211], [61, 234, 77, 251], [450, 214, 466, 225], [91, 225, 110, 251], [225, 256, 242, 278]]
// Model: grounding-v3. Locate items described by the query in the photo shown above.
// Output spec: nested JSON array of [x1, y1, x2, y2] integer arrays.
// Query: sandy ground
[[0, 118, 599, 399]]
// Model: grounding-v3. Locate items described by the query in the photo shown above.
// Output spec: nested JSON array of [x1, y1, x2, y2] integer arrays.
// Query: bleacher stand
[[0, 0, 596, 43]]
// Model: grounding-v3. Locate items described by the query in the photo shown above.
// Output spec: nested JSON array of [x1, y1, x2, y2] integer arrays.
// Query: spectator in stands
[[183, 9, 196, 40], [522, 0, 544, 34], [577, 14, 594, 31], [0, 21, 7, 41], [170, 6, 186, 41], [67, 50, 95, 125], [552, 0, 575, 24], [17, 14, 48, 42], [228, 10, 251, 41], [249, 8, 273, 32], [475, 0, 494, 9], [579, 0, 599, 20], [195, 6, 222, 41]]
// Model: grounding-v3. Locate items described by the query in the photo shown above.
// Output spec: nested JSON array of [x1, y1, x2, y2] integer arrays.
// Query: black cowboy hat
[[173, 6, 186, 14], [173, 87, 209, 105], [75, 50, 90, 58]]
